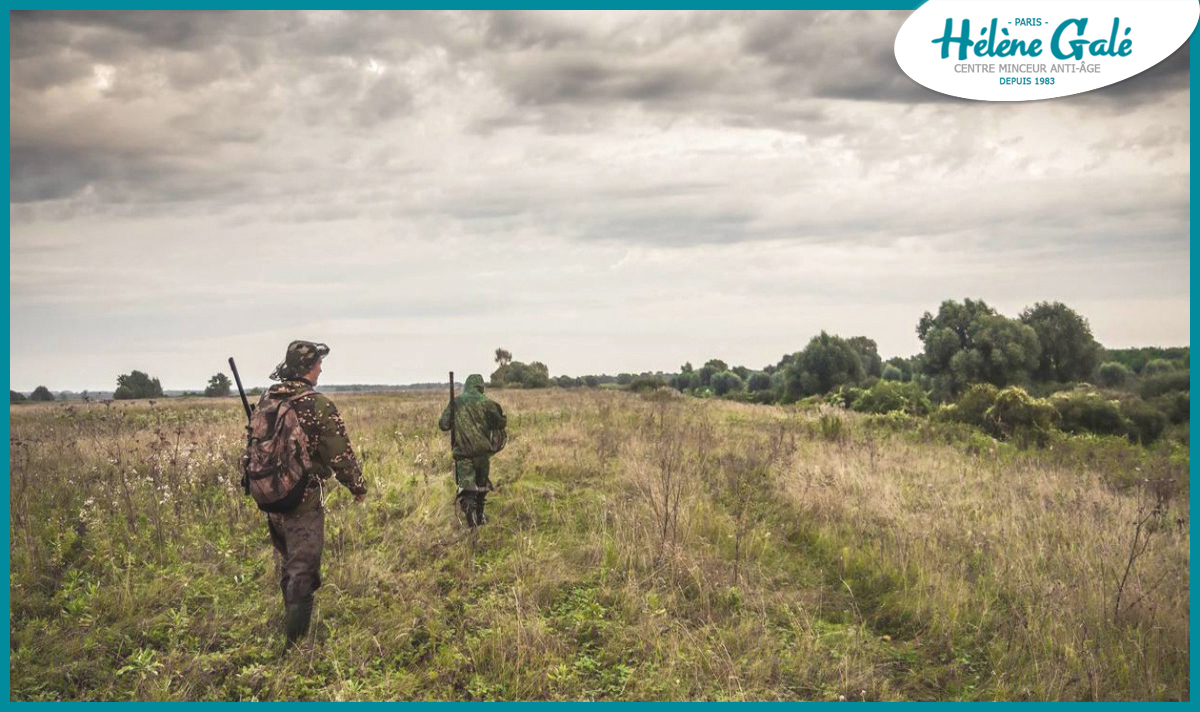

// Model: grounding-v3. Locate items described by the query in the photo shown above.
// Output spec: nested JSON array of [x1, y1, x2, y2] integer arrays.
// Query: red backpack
[[241, 390, 313, 512]]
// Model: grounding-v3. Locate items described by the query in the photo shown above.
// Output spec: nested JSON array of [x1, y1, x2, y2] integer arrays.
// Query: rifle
[[448, 371, 456, 454], [228, 357, 253, 494]]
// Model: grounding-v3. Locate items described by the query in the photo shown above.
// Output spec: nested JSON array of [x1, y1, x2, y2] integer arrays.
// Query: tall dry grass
[[9, 388, 1189, 700]]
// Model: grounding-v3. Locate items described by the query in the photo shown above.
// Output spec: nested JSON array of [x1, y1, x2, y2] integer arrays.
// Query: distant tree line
[[641, 299, 1187, 448], [495, 300, 1188, 450]]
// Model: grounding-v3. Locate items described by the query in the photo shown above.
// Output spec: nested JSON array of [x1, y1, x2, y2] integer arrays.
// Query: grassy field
[[9, 388, 1191, 700]]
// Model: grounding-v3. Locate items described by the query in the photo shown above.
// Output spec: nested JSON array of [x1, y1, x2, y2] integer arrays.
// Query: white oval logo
[[895, 0, 1199, 101]]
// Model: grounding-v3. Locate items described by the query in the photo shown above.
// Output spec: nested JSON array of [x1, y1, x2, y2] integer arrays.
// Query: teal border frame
[[3, 2, 1193, 703]]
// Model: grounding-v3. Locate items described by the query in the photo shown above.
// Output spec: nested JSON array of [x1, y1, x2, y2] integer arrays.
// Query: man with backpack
[[438, 374, 507, 528], [243, 340, 367, 647]]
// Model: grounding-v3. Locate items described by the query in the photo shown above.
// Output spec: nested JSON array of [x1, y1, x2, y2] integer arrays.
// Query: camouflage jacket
[[258, 379, 367, 508], [438, 374, 507, 459]]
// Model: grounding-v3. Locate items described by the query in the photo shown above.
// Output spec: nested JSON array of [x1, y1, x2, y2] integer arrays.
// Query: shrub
[[746, 372, 773, 393], [850, 380, 932, 416], [710, 371, 744, 396], [827, 386, 864, 409], [1096, 361, 1132, 388], [941, 383, 1000, 429], [1150, 391, 1189, 424], [984, 386, 1058, 445], [1120, 398, 1168, 445], [1139, 370, 1189, 400], [881, 364, 904, 382], [1051, 388, 1129, 437], [629, 375, 666, 393], [1142, 359, 1177, 377]]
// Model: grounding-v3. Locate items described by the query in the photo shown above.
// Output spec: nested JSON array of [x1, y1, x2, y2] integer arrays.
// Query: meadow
[[8, 387, 1190, 700]]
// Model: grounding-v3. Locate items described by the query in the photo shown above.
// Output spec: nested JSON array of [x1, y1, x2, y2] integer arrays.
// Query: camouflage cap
[[270, 340, 330, 381]]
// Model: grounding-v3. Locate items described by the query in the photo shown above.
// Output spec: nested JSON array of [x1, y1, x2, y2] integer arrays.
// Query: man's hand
[[354, 492, 367, 504]]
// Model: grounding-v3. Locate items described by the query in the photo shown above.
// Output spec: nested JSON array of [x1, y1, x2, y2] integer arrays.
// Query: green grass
[[9, 389, 1190, 700]]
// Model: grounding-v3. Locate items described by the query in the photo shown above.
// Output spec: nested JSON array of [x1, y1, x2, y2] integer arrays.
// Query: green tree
[[671, 370, 697, 391], [629, 375, 666, 392], [846, 336, 883, 379], [1142, 359, 1177, 377], [1097, 361, 1132, 388], [114, 370, 164, 400], [784, 332, 866, 401], [746, 372, 773, 392], [969, 314, 1041, 386], [29, 386, 55, 402], [918, 299, 1040, 399], [204, 373, 232, 397], [1019, 301, 1102, 383], [696, 359, 728, 388], [491, 359, 550, 389], [711, 370, 745, 396], [554, 375, 581, 388], [494, 348, 512, 367], [11, 390, 27, 403]]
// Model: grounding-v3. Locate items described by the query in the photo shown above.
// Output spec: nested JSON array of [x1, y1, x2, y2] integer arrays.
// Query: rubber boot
[[475, 491, 488, 526], [285, 596, 314, 647], [459, 493, 479, 528]]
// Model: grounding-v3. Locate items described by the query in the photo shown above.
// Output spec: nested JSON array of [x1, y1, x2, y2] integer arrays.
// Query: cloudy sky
[[9, 10, 1191, 391]]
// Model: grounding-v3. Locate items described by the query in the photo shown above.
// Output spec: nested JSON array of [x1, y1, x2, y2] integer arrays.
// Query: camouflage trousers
[[454, 456, 491, 527], [454, 455, 492, 492], [267, 503, 324, 608]]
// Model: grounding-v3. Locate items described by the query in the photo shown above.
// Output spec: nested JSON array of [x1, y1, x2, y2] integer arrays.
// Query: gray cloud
[[8, 10, 1190, 390]]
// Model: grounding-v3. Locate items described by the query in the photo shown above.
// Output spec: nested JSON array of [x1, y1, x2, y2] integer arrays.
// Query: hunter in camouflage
[[259, 340, 367, 646], [438, 374, 507, 527]]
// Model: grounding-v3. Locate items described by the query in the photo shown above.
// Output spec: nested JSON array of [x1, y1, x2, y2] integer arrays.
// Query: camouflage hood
[[460, 374, 486, 402]]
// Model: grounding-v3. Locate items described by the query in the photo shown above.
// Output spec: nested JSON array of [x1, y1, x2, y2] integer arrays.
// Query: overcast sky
[[9, 10, 1191, 391]]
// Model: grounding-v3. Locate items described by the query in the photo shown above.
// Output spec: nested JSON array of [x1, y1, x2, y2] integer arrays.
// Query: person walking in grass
[[438, 374, 507, 528], [245, 340, 368, 647]]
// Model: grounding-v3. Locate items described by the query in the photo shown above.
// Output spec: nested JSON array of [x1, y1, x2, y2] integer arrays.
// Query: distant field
[[9, 389, 1190, 700]]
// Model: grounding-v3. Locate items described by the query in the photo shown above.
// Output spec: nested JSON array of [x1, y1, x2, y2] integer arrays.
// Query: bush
[[984, 386, 1058, 445], [710, 371, 744, 396], [881, 364, 904, 382], [1142, 359, 1177, 377], [940, 383, 999, 429], [629, 375, 666, 393], [746, 372, 772, 393], [1051, 388, 1129, 437], [1150, 391, 1189, 424], [1120, 398, 1168, 445], [827, 386, 864, 409], [850, 380, 932, 416], [1096, 361, 1132, 388], [1139, 370, 1189, 400]]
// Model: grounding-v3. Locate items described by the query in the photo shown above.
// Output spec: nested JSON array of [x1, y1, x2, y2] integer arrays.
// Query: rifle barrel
[[448, 371, 456, 450], [228, 357, 253, 422]]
